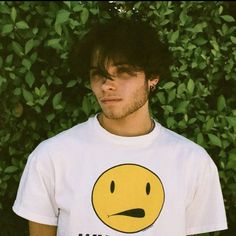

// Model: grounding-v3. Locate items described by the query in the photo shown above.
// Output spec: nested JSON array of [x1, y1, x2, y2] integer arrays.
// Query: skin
[[29, 221, 56, 236], [29, 61, 197, 236], [90, 62, 159, 136]]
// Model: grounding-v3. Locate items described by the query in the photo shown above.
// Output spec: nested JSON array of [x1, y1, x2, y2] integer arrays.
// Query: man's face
[[90, 62, 151, 120]]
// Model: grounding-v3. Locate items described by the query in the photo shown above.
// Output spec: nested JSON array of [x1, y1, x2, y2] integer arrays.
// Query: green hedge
[[0, 2, 235, 235]]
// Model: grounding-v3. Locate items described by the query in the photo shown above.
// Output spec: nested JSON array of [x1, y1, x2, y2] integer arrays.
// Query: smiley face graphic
[[91, 164, 165, 233]]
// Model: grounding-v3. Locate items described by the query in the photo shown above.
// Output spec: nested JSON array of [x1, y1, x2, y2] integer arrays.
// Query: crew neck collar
[[90, 114, 161, 146]]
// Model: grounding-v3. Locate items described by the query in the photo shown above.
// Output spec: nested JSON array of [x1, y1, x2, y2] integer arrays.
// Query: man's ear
[[148, 75, 160, 91]]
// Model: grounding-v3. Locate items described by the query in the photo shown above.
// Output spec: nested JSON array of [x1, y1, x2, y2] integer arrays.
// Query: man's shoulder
[[34, 117, 93, 153], [49, 117, 91, 141], [158, 124, 209, 158]]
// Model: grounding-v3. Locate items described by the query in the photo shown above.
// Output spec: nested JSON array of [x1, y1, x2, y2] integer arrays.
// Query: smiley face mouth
[[109, 208, 145, 218]]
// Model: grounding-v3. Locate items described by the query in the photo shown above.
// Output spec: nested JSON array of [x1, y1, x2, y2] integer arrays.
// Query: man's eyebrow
[[89, 63, 140, 73], [89, 64, 128, 71], [113, 63, 132, 67]]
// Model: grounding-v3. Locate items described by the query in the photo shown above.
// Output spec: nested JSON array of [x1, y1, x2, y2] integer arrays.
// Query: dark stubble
[[101, 80, 150, 120]]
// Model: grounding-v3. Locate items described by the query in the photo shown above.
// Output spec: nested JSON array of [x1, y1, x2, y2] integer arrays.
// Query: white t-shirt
[[13, 115, 227, 236]]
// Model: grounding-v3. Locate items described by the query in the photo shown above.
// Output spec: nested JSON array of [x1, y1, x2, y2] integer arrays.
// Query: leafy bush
[[0, 1, 235, 235]]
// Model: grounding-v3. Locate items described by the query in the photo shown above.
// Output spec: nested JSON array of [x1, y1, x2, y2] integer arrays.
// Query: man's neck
[[97, 112, 154, 137]]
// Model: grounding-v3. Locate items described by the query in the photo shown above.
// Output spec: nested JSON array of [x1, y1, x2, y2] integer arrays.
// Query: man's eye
[[117, 68, 137, 77]]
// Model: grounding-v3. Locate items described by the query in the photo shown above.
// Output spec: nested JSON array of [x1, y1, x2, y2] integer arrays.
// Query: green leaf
[[197, 133, 204, 145], [55, 10, 70, 25], [208, 134, 222, 147], [170, 30, 179, 43], [39, 84, 47, 97], [164, 9, 174, 15], [33, 27, 38, 35], [9, 72, 16, 80], [221, 24, 228, 36], [25, 39, 34, 55], [12, 41, 23, 56], [226, 116, 236, 127], [46, 76, 53, 85], [47, 38, 62, 50], [22, 58, 32, 70], [160, 19, 170, 26], [55, 23, 62, 36], [0, 75, 7, 87], [46, 113, 55, 123], [217, 95, 226, 112], [11, 7, 17, 22], [179, 10, 188, 25], [194, 37, 207, 46], [80, 8, 89, 24], [156, 92, 166, 104], [4, 166, 18, 174], [161, 105, 173, 113], [25, 71, 35, 88], [166, 117, 175, 128], [16, 21, 29, 29], [2, 24, 13, 34], [187, 79, 195, 94], [13, 88, 21, 96], [6, 54, 13, 65], [73, 5, 84, 12], [63, 1, 71, 9], [82, 96, 91, 116], [52, 92, 63, 109], [210, 40, 219, 51], [89, 8, 99, 15], [47, 38, 60, 46], [177, 83, 186, 96], [193, 22, 207, 33], [30, 52, 37, 63], [230, 36, 236, 44], [219, 5, 223, 15], [66, 80, 77, 88], [167, 89, 176, 103], [175, 101, 189, 114], [206, 118, 214, 131], [134, 2, 142, 9], [23, 88, 34, 104], [220, 15, 235, 23], [162, 82, 176, 90], [35, 87, 40, 96]]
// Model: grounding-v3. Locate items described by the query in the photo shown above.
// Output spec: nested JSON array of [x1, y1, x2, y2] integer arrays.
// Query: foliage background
[[0, 1, 236, 235]]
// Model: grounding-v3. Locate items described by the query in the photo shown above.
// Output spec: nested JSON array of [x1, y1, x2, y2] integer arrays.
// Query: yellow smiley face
[[91, 164, 165, 233]]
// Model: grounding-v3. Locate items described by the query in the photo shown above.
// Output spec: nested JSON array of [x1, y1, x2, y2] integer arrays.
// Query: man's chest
[[53, 151, 188, 236]]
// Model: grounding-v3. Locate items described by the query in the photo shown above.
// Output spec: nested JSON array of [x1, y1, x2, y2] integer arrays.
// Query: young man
[[13, 18, 227, 236]]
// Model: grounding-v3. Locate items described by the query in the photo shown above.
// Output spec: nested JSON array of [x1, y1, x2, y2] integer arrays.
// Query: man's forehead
[[90, 62, 132, 70], [90, 47, 131, 69]]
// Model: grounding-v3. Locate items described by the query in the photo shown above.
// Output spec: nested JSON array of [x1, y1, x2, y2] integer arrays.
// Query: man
[[13, 18, 227, 236]]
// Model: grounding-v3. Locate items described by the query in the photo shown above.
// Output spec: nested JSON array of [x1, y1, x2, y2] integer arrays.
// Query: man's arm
[[29, 221, 57, 236]]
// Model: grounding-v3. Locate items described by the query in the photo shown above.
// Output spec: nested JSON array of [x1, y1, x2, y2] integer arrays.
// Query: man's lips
[[100, 97, 122, 104]]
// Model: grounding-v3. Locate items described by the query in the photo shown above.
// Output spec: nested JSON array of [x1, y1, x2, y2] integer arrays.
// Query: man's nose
[[101, 76, 116, 91]]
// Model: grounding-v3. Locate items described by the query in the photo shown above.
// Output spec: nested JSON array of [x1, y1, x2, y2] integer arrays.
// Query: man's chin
[[103, 113, 123, 120], [101, 110, 126, 120]]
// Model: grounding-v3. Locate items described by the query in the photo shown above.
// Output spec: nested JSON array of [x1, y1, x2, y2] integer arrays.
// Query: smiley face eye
[[110, 180, 115, 193], [146, 182, 151, 195]]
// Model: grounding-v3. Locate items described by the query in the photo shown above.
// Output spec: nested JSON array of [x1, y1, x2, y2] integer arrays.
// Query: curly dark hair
[[69, 17, 172, 81]]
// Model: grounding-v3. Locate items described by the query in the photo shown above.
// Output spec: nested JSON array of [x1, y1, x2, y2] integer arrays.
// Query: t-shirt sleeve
[[12, 142, 59, 225], [185, 150, 228, 235]]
